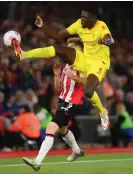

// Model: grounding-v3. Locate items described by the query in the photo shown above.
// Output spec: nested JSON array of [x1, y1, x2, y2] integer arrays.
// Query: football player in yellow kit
[[12, 8, 114, 130]]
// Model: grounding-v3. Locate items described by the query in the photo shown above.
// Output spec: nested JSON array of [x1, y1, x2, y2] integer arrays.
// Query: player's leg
[[84, 61, 110, 130], [23, 121, 59, 171], [84, 73, 105, 112], [59, 126, 84, 162], [12, 39, 85, 75], [23, 45, 76, 65], [22, 103, 78, 170], [12, 39, 76, 66]]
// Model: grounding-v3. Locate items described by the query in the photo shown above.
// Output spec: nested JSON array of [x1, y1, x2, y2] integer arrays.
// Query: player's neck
[[88, 18, 98, 29]]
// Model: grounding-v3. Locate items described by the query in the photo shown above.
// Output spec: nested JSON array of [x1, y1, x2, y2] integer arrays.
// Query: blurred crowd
[[0, 2, 133, 150]]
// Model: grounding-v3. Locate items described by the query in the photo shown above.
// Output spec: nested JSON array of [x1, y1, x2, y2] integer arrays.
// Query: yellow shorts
[[73, 49, 109, 82]]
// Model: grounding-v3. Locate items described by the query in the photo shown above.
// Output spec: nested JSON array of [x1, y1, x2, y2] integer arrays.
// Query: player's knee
[[84, 88, 94, 98], [59, 126, 68, 135], [54, 44, 65, 55], [84, 74, 98, 98], [46, 122, 59, 135]]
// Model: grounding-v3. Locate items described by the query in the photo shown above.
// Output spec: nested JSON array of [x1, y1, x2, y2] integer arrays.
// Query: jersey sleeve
[[101, 22, 111, 38], [66, 19, 80, 35]]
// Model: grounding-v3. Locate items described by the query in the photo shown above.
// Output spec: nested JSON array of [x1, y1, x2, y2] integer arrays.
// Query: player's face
[[81, 11, 92, 29]]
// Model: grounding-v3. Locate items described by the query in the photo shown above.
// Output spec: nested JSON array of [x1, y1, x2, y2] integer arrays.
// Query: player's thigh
[[58, 106, 79, 135], [58, 126, 68, 135], [54, 45, 76, 65], [72, 49, 86, 73], [52, 110, 71, 128], [86, 59, 107, 83]]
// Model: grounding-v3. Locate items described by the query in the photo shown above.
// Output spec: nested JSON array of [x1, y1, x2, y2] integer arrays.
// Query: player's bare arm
[[53, 64, 61, 91], [66, 69, 86, 85], [35, 15, 69, 41], [72, 76, 86, 85], [99, 34, 114, 46]]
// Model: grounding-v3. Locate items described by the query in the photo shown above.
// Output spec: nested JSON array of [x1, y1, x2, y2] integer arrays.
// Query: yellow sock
[[89, 91, 106, 114], [23, 46, 55, 59]]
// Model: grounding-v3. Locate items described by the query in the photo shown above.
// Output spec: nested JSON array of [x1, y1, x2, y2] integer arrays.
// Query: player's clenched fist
[[35, 15, 43, 28]]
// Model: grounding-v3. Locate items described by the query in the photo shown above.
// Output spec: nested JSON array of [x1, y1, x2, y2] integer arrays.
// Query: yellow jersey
[[66, 19, 111, 68]]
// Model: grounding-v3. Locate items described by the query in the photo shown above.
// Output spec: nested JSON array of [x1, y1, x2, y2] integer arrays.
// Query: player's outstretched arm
[[72, 76, 86, 85], [35, 15, 69, 41]]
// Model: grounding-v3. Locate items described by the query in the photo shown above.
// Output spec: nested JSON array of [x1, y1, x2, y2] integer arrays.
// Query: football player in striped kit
[[23, 38, 85, 170]]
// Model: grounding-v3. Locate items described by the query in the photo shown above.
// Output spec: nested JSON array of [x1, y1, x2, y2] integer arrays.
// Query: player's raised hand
[[35, 15, 43, 28], [53, 63, 61, 76]]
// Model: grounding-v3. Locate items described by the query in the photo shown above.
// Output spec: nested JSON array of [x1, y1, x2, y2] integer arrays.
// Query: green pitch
[[0, 153, 132, 174]]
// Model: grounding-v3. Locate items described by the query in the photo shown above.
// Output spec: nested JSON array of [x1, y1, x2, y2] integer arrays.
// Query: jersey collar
[[90, 20, 99, 30]]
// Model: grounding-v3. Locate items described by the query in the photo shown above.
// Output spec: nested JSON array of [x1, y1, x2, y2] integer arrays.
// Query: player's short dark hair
[[83, 7, 97, 16]]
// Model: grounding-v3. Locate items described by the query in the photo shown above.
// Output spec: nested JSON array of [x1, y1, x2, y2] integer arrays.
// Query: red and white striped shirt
[[59, 64, 84, 105]]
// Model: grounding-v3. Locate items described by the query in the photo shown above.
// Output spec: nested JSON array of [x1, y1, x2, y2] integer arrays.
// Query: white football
[[3, 30, 21, 47]]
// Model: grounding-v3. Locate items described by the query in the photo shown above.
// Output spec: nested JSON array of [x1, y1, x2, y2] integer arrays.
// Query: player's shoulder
[[97, 20, 109, 30], [73, 19, 82, 26], [77, 19, 81, 23], [98, 20, 108, 27]]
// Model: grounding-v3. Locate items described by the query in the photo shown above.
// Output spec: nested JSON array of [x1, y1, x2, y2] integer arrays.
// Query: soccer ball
[[3, 30, 21, 47]]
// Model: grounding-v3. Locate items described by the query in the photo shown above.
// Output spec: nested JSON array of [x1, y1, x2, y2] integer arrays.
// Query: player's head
[[81, 7, 97, 29], [67, 37, 83, 51]]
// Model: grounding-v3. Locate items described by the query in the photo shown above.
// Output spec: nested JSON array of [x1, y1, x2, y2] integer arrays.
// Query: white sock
[[35, 135, 54, 165], [62, 130, 80, 154]]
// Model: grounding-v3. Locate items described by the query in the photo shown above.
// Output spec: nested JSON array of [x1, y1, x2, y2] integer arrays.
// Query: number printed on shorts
[[61, 103, 73, 111]]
